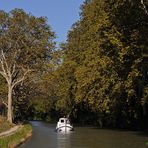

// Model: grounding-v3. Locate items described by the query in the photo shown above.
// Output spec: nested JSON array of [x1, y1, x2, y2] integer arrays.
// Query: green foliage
[[0, 8, 55, 69], [0, 9, 56, 122], [1, 2, 147, 129], [54, 0, 148, 128], [55, 59, 77, 116]]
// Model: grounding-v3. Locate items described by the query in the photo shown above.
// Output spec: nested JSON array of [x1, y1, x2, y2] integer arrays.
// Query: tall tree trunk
[[7, 85, 13, 123]]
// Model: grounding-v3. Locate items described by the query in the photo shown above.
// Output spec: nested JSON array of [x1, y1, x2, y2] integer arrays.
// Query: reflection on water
[[20, 121, 148, 148], [57, 132, 72, 148]]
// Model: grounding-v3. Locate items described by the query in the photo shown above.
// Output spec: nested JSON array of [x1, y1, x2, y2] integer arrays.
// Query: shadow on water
[[134, 130, 148, 137], [92, 126, 148, 137]]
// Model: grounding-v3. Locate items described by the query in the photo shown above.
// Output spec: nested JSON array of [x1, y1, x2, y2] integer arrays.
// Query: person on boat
[[66, 118, 70, 124]]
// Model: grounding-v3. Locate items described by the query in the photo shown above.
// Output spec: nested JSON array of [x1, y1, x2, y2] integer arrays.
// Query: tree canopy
[[54, 0, 148, 128], [0, 1, 148, 129]]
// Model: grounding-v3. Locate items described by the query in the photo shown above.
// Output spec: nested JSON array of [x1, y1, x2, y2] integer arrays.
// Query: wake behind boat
[[56, 117, 74, 132]]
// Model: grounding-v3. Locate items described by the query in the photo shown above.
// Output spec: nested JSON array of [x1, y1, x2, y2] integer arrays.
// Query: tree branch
[[11, 63, 16, 76], [1, 50, 9, 71], [141, 0, 148, 15], [12, 68, 31, 88], [0, 71, 6, 78], [2, 99, 8, 108], [0, 51, 10, 82], [0, 57, 7, 77]]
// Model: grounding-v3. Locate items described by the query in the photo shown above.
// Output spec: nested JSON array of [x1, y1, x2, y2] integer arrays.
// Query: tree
[[56, 0, 148, 128], [0, 9, 55, 123]]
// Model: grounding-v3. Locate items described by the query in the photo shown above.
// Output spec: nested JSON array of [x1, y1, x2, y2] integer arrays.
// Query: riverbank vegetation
[[0, 117, 13, 133], [0, 0, 148, 131], [0, 123, 32, 148], [47, 0, 148, 129]]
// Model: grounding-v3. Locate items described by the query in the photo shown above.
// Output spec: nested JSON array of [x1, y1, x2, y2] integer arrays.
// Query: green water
[[20, 121, 148, 148]]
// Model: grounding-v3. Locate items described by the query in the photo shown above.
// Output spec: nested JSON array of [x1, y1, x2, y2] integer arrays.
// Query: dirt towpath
[[0, 125, 21, 138]]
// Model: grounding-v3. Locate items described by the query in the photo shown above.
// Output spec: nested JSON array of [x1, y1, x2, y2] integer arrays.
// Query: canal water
[[20, 121, 148, 148]]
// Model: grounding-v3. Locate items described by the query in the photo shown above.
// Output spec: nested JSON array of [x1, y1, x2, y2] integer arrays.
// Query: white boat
[[56, 117, 74, 132]]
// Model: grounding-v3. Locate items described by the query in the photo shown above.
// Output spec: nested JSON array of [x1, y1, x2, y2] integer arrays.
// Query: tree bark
[[7, 85, 13, 123], [141, 0, 148, 15]]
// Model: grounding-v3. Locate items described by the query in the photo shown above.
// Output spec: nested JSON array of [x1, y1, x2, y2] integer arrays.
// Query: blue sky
[[0, 0, 84, 44]]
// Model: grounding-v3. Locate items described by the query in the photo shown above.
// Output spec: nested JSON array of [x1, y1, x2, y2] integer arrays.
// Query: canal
[[20, 121, 148, 148]]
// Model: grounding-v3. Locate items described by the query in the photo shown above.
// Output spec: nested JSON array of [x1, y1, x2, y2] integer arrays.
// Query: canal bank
[[0, 123, 32, 148], [20, 121, 148, 148]]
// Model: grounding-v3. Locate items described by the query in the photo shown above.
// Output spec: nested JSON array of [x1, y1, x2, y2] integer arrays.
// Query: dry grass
[[0, 116, 13, 133]]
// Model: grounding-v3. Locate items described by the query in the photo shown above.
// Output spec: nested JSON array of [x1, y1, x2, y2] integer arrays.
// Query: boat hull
[[56, 125, 74, 132]]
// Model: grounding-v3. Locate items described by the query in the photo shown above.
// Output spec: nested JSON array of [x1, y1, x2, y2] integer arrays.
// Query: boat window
[[60, 119, 64, 123]]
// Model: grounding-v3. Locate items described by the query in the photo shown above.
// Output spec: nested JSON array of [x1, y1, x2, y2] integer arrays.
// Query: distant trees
[[0, 9, 55, 123]]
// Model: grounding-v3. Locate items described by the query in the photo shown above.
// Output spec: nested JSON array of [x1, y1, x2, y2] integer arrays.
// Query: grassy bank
[[0, 117, 14, 133], [0, 123, 32, 148]]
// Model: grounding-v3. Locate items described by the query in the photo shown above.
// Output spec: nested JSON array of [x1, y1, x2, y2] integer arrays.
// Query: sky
[[0, 0, 84, 44]]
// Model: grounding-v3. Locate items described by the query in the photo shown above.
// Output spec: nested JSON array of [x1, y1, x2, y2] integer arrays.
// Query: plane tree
[[0, 9, 55, 123]]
